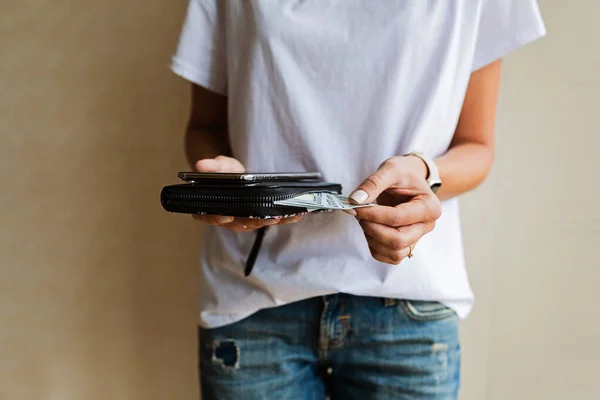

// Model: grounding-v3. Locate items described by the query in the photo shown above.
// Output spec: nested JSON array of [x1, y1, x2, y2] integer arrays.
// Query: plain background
[[1, 1, 598, 399]]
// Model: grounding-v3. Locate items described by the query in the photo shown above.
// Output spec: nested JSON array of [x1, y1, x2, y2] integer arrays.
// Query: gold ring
[[407, 245, 414, 258]]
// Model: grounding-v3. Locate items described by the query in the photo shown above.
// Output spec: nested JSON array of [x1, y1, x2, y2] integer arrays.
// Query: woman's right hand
[[191, 156, 304, 232]]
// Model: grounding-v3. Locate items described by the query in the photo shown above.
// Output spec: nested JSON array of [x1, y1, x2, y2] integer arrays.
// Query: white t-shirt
[[172, 0, 546, 328]]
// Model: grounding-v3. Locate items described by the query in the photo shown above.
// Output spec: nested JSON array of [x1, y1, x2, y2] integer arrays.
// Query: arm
[[401, 60, 501, 200], [350, 60, 502, 264], [185, 84, 243, 172], [433, 60, 501, 200], [184, 84, 302, 230]]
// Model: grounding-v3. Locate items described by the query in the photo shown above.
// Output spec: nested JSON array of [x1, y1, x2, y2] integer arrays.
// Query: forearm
[[185, 127, 232, 169], [423, 60, 499, 201], [434, 142, 494, 200], [404, 142, 493, 201]]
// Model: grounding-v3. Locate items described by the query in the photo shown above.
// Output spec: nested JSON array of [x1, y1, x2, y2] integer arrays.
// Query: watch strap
[[405, 152, 442, 193]]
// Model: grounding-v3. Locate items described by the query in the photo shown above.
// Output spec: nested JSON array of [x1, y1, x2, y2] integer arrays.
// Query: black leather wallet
[[160, 180, 342, 218], [161, 177, 342, 276]]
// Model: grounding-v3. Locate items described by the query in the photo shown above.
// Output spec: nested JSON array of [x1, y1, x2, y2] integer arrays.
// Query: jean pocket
[[399, 300, 457, 322]]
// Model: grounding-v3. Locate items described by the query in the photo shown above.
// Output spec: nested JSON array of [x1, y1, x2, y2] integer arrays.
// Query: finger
[[359, 220, 433, 252], [368, 246, 400, 265], [194, 156, 245, 173], [228, 218, 279, 230], [349, 159, 431, 205], [194, 158, 225, 172], [365, 234, 413, 264], [192, 215, 235, 225], [225, 215, 302, 232], [278, 215, 304, 225], [214, 155, 246, 172], [355, 196, 441, 226], [349, 161, 398, 205], [192, 215, 273, 229]]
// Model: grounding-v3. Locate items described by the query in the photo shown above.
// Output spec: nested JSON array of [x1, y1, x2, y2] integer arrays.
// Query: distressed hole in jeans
[[431, 343, 449, 384], [212, 339, 240, 369], [431, 343, 448, 353]]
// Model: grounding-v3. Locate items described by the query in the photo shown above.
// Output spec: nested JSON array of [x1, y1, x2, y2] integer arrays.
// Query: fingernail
[[343, 209, 357, 216], [349, 190, 368, 204], [217, 216, 233, 224]]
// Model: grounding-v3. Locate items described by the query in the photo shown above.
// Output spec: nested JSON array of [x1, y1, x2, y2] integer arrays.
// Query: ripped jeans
[[198, 294, 460, 400]]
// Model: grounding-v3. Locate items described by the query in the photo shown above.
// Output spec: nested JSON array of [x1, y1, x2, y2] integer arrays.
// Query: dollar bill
[[274, 192, 374, 211]]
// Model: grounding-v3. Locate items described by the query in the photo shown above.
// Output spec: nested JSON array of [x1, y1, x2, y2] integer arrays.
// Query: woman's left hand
[[349, 156, 442, 265]]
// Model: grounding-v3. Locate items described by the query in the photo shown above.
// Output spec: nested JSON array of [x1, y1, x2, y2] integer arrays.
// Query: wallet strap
[[244, 226, 267, 276]]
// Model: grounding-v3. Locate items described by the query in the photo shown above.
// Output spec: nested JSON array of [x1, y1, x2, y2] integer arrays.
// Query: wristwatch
[[405, 152, 442, 194]]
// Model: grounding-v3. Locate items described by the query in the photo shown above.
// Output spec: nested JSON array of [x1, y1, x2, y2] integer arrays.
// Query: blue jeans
[[198, 294, 461, 399]]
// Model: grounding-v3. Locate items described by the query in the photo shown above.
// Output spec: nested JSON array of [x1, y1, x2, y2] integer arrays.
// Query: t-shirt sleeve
[[171, 0, 227, 94], [472, 0, 547, 72]]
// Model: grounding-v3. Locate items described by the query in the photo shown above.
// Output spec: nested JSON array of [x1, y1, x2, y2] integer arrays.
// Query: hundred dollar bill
[[274, 192, 374, 211]]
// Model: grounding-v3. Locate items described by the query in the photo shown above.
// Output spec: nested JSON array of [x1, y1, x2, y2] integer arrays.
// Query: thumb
[[349, 162, 397, 205], [194, 156, 245, 173]]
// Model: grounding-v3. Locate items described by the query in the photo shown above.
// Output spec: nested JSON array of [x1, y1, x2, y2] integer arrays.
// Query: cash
[[274, 192, 374, 211]]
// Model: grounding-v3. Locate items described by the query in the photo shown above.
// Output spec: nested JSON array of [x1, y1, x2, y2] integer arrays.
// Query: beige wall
[[459, 1, 600, 399], [1, 1, 202, 399], [1, 1, 598, 399]]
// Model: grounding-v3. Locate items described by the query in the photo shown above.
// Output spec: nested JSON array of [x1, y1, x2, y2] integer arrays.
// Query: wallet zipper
[[164, 191, 319, 205], [166, 200, 290, 209]]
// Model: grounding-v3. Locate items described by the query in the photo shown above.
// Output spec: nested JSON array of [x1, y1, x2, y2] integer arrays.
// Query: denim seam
[[399, 300, 457, 322]]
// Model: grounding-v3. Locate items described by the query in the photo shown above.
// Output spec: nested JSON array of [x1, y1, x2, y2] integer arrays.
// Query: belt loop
[[383, 298, 398, 307]]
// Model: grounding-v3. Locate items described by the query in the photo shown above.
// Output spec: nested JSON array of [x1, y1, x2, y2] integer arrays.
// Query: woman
[[171, 1, 545, 398]]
